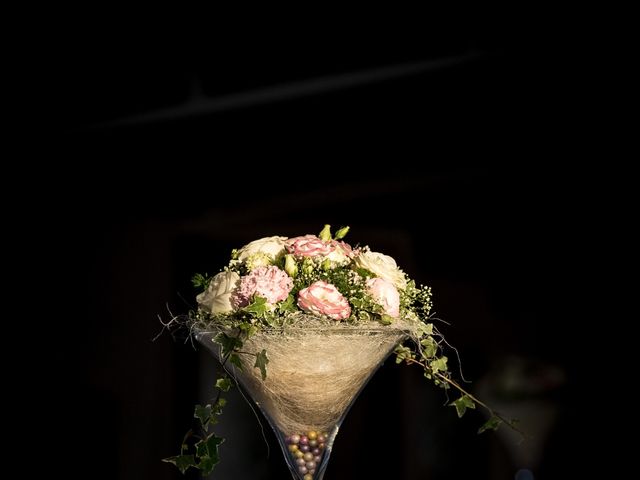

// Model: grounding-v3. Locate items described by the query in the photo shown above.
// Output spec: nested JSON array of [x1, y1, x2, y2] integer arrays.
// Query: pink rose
[[366, 277, 400, 318], [286, 235, 334, 257], [232, 266, 293, 308], [297, 281, 351, 320], [286, 235, 355, 266]]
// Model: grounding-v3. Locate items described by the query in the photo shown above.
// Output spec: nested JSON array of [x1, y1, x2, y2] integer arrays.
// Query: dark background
[[37, 17, 597, 480]]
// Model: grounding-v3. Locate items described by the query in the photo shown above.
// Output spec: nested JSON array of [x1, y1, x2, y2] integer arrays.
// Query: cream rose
[[236, 236, 287, 264], [196, 271, 241, 314], [353, 251, 407, 289], [366, 277, 400, 318]]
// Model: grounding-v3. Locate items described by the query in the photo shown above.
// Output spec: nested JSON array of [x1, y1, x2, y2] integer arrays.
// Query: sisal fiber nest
[[196, 316, 415, 435]]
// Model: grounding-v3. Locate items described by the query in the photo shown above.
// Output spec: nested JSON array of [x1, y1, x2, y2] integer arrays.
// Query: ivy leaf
[[254, 349, 269, 381], [450, 395, 476, 418], [380, 314, 394, 325], [195, 434, 225, 475], [430, 356, 448, 373], [244, 296, 268, 316], [214, 333, 243, 357], [238, 322, 258, 338], [278, 295, 296, 314], [395, 345, 414, 364], [195, 433, 225, 458], [215, 377, 232, 392], [198, 456, 216, 475], [418, 322, 434, 335], [213, 398, 227, 415], [229, 353, 243, 370], [194, 404, 212, 428], [478, 415, 503, 434], [162, 455, 197, 474], [420, 336, 438, 358]]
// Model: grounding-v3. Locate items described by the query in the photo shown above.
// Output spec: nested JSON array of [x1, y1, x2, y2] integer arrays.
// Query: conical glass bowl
[[195, 318, 410, 480]]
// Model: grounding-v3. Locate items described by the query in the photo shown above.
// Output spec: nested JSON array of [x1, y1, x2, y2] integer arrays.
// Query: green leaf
[[450, 395, 476, 418], [162, 454, 197, 474], [244, 296, 268, 316], [420, 336, 438, 358], [430, 356, 448, 373], [215, 377, 232, 392], [229, 353, 243, 370], [418, 322, 434, 335], [214, 333, 243, 357], [355, 267, 375, 279], [350, 297, 364, 309], [195, 434, 225, 475], [191, 273, 210, 290], [254, 349, 269, 381], [380, 314, 394, 325], [213, 398, 227, 415], [238, 322, 258, 338], [277, 295, 296, 314], [395, 345, 414, 364], [478, 415, 503, 434], [194, 404, 212, 428]]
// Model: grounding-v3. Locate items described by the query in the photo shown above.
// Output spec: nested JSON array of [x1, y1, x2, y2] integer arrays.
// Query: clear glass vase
[[195, 320, 409, 480]]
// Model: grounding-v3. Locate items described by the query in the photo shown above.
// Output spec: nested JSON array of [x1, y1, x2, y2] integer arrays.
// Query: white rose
[[237, 236, 287, 264], [324, 247, 349, 265], [353, 251, 407, 289], [196, 271, 241, 314]]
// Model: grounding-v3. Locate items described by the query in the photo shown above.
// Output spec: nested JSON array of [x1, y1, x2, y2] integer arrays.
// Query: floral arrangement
[[164, 225, 519, 477]]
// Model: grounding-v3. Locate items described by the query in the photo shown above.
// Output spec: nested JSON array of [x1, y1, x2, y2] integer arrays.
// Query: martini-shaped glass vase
[[196, 319, 408, 480]]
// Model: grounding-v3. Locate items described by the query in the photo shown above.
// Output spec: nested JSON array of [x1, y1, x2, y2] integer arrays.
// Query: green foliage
[[195, 434, 224, 475], [430, 356, 448, 373], [395, 345, 414, 364], [215, 377, 232, 392], [380, 314, 394, 325], [450, 395, 476, 418], [420, 336, 438, 358], [400, 280, 433, 317], [244, 296, 269, 316], [194, 404, 213, 429], [254, 349, 269, 381], [277, 295, 296, 315], [165, 331, 244, 476], [191, 273, 210, 291], [478, 415, 503, 434], [214, 332, 243, 357], [212, 398, 227, 415], [163, 454, 196, 474], [228, 353, 243, 370]]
